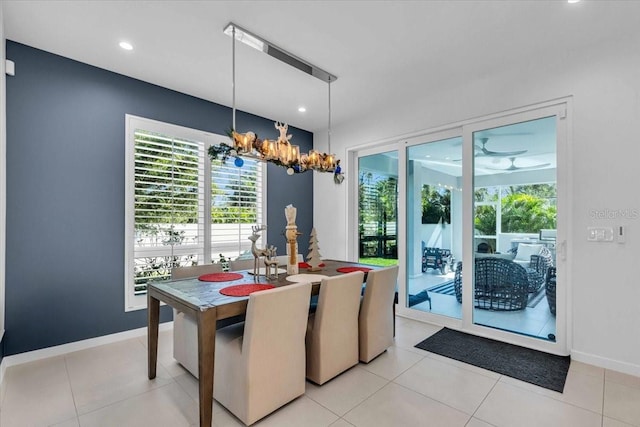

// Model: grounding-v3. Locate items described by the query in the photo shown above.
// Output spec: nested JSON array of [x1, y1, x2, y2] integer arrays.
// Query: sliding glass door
[[352, 101, 567, 354], [469, 116, 558, 340], [357, 150, 398, 267], [406, 135, 462, 319]]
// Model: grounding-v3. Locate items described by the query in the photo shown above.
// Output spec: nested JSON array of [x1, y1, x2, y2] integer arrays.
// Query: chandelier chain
[[328, 77, 332, 155], [232, 26, 236, 131]]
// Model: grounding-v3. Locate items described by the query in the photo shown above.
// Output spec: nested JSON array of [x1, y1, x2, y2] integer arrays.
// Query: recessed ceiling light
[[119, 41, 133, 51], [567, 0, 580, 3], [425, 155, 431, 158], [298, 106, 307, 113]]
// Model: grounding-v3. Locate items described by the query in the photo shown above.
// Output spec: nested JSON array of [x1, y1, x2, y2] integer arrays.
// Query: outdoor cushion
[[514, 243, 543, 262], [475, 252, 515, 261]]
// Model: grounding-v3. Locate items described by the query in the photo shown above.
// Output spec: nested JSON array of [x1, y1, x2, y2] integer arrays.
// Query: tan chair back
[[306, 271, 364, 385], [171, 263, 222, 280], [243, 281, 312, 368], [214, 281, 311, 425], [359, 265, 399, 363], [228, 258, 254, 271], [171, 263, 224, 377]]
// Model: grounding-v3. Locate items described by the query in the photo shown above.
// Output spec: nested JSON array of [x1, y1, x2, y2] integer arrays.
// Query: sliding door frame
[[462, 100, 571, 356], [349, 97, 572, 356], [397, 127, 465, 331], [348, 144, 401, 263]]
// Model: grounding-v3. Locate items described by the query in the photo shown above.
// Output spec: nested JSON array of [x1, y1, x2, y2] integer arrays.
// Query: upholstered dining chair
[[229, 258, 255, 271], [171, 263, 223, 377], [214, 282, 312, 426], [305, 271, 365, 385], [171, 264, 223, 280], [358, 265, 399, 363]]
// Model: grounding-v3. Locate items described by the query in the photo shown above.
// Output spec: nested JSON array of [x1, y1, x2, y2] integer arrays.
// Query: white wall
[[0, 1, 7, 344], [315, 36, 640, 374]]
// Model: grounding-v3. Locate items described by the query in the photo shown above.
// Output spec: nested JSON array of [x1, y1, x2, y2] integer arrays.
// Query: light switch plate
[[587, 227, 614, 242], [5, 60, 15, 76]]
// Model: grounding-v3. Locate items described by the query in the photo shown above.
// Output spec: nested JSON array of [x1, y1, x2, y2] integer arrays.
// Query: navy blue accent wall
[[4, 41, 313, 356]]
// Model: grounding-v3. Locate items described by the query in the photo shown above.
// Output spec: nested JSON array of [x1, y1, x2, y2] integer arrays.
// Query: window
[[125, 115, 265, 311], [358, 165, 398, 263]]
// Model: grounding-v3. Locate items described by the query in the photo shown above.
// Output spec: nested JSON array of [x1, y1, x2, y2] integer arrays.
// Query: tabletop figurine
[[285, 204, 301, 275]]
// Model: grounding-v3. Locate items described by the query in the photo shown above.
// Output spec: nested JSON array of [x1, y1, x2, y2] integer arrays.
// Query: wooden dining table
[[147, 259, 376, 427]]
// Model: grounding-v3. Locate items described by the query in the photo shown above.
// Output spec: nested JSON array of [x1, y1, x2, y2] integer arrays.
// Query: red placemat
[[336, 266, 373, 273], [299, 262, 326, 269], [198, 272, 243, 282], [219, 284, 275, 296]]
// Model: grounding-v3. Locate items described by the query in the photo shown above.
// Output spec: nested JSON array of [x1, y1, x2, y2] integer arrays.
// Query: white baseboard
[[0, 322, 174, 394], [571, 349, 640, 377]]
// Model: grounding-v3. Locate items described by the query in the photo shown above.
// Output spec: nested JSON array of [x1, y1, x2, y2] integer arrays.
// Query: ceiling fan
[[475, 137, 527, 157], [486, 157, 551, 172], [452, 137, 528, 162]]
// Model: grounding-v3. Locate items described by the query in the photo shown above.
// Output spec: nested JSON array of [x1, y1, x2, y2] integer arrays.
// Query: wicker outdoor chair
[[530, 246, 554, 283], [546, 266, 557, 315], [453, 258, 530, 311]]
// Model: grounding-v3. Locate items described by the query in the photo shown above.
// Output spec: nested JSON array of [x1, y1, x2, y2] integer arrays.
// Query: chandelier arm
[[328, 77, 332, 155]]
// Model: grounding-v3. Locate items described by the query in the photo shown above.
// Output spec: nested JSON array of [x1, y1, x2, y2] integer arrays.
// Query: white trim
[[571, 349, 640, 378], [0, 1, 7, 372]]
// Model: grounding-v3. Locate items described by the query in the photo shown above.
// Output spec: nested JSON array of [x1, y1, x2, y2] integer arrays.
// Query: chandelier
[[208, 23, 343, 180]]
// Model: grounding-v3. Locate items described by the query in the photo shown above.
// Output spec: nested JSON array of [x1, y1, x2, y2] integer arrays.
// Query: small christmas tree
[[306, 228, 324, 271]]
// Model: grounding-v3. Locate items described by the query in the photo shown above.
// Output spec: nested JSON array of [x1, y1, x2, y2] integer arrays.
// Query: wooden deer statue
[[263, 245, 279, 279], [248, 225, 268, 276], [275, 121, 292, 144]]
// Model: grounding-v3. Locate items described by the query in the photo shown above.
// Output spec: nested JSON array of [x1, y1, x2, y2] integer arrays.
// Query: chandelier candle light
[[208, 22, 342, 179]]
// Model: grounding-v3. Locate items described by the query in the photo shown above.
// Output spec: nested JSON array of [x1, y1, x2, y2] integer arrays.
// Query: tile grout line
[[468, 375, 502, 426], [63, 355, 80, 423]]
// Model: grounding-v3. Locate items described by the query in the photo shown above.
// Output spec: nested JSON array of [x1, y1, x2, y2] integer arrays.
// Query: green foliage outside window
[[422, 185, 451, 224], [475, 205, 497, 236], [211, 174, 258, 224], [358, 172, 398, 260], [474, 184, 556, 235], [501, 193, 556, 233]]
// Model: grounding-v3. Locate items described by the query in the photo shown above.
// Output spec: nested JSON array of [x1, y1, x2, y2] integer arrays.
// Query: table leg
[[147, 293, 160, 379], [197, 307, 217, 427]]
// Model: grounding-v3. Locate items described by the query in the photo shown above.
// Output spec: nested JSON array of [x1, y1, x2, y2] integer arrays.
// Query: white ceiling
[[4, 0, 640, 137]]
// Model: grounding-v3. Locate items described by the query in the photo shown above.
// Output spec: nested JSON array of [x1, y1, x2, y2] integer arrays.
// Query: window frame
[[124, 115, 266, 311]]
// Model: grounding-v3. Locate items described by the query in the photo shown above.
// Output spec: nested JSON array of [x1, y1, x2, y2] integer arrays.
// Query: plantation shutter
[[132, 129, 204, 294], [210, 157, 263, 260], [125, 115, 266, 310]]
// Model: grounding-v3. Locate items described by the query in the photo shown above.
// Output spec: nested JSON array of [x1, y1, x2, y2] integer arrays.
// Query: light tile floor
[[2, 317, 639, 427]]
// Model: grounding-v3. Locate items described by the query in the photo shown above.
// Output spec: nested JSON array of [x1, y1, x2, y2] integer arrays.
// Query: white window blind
[[210, 157, 263, 261], [132, 130, 205, 296], [125, 115, 265, 311]]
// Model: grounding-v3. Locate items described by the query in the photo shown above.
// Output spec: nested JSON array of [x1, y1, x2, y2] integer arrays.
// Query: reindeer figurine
[[248, 225, 268, 277], [263, 245, 279, 280], [275, 121, 292, 144]]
